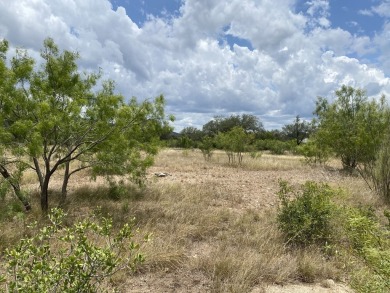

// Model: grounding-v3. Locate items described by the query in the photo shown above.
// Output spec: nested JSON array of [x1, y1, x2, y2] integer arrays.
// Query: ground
[[120, 149, 359, 293], [8, 149, 367, 292]]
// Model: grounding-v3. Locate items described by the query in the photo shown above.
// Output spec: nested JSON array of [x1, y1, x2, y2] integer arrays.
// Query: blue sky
[[0, 0, 389, 130]]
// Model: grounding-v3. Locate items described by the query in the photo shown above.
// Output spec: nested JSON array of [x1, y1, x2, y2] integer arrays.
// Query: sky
[[0, 0, 390, 131]]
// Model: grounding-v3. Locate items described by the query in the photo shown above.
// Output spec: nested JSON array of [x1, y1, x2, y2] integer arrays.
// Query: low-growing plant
[[249, 151, 262, 159], [0, 208, 148, 292], [343, 207, 390, 292], [277, 180, 336, 246], [108, 180, 129, 201]]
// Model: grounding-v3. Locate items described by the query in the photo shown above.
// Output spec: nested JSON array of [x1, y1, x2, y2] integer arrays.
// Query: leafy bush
[[0, 208, 147, 292], [199, 136, 214, 161], [255, 139, 294, 155], [277, 181, 336, 246], [297, 139, 331, 165], [343, 207, 390, 292], [108, 180, 129, 201], [216, 127, 254, 165], [314, 86, 387, 172], [249, 151, 262, 159], [358, 131, 390, 202]]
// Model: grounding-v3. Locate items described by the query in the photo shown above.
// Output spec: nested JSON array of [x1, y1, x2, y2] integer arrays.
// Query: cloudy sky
[[0, 0, 389, 130]]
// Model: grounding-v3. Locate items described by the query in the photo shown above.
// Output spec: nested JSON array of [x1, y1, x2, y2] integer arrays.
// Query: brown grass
[[1, 148, 377, 292]]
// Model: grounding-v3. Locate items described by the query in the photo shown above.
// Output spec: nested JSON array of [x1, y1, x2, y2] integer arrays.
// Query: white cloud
[[0, 0, 389, 131], [372, 2, 390, 17], [358, 9, 374, 16], [374, 22, 390, 76]]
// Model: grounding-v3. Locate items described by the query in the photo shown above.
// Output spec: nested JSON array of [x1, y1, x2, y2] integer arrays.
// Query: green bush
[[1, 208, 147, 292], [297, 139, 331, 165], [344, 207, 390, 292], [358, 131, 390, 202], [199, 136, 214, 161], [108, 180, 129, 201], [277, 180, 336, 246], [249, 150, 262, 159], [255, 139, 294, 155]]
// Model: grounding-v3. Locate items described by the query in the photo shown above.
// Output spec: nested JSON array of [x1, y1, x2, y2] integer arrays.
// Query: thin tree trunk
[[33, 157, 44, 189], [59, 161, 70, 207], [41, 176, 50, 213], [0, 165, 31, 211]]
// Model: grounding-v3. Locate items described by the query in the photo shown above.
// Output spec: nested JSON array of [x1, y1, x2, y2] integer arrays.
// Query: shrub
[[249, 151, 262, 159], [297, 139, 331, 165], [343, 207, 390, 292], [216, 127, 254, 165], [277, 180, 336, 246], [0, 208, 147, 292], [199, 136, 214, 161], [255, 139, 294, 155], [358, 131, 390, 202], [108, 180, 129, 201]]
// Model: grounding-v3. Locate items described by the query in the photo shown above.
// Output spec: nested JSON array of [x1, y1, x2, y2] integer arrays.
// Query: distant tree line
[[165, 85, 390, 203], [166, 113, 314, 153]]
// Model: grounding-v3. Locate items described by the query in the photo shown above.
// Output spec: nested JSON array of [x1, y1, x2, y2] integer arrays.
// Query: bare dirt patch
[[148, 150, 347, 210]]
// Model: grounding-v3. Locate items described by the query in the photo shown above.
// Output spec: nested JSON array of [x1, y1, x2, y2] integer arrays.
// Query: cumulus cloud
[[0, 0, 389, 130]]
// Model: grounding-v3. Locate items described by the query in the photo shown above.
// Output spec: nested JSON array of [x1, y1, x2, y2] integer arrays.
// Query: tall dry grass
[[1, 148, 374, 292]]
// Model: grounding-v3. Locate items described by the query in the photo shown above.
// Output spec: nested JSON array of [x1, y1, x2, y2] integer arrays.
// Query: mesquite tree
[[314, 85, 387, 172], [0, 38, 173, 213]]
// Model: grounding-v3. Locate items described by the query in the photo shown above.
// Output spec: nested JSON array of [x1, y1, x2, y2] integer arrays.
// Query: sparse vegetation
[[1, 38, 389, 293], [2, 148, 387, 292]]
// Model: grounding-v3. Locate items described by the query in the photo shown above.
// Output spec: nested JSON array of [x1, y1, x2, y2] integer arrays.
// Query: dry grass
[[1, 148, 379, 292]]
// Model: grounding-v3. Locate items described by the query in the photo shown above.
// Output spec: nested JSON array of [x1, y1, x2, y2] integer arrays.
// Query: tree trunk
[[59, 161, 70, 207], [0, 165, 31, 211], [40, 176, 50, 213]]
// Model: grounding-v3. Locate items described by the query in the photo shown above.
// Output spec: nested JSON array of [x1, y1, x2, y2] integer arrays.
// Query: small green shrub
[[199, 136, 214, 161], [255, 139, 293, 155], [108, 180, 129, 201], [297, 139, 331, 165], [277, 180, 336, 246], [249, 151, 262, 159], [1, 208, 147, 292], [344, 207, 390, 292]]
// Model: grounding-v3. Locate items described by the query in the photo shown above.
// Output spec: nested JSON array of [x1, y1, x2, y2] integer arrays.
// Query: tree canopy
[[282, 115, 314, 145], [314, 85, 387, 171], [0, 38, 173, 212], [202, 114, 264, 137]]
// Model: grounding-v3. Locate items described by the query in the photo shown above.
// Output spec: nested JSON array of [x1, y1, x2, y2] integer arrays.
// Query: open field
[[2, 148, 387, 292]]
